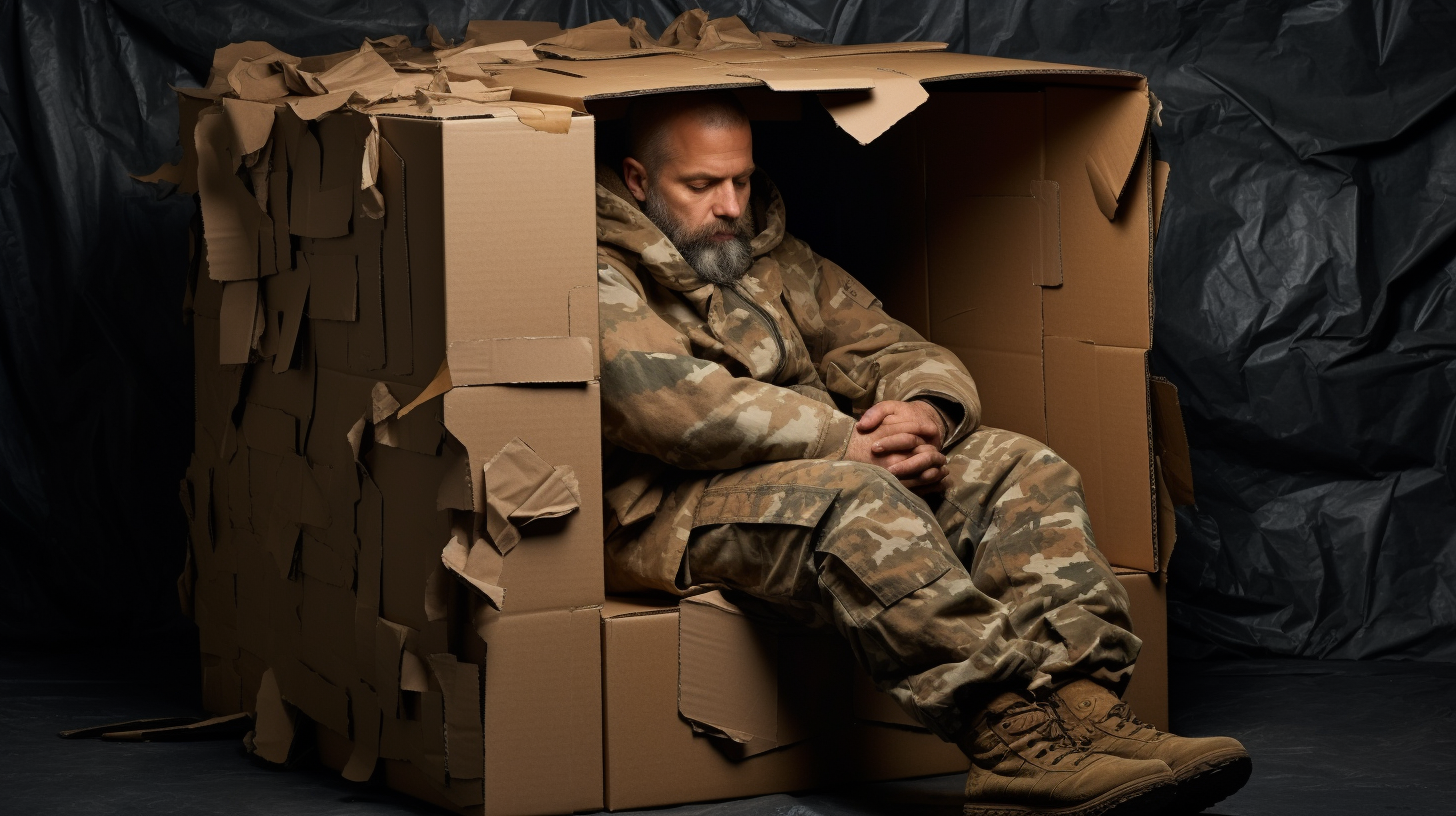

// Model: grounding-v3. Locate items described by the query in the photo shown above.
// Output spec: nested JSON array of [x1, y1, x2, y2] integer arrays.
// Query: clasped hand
[[843, 400, 949, 494]]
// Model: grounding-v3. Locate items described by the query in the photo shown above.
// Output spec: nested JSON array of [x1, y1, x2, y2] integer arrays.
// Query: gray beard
[[643, 189, 755, 287]]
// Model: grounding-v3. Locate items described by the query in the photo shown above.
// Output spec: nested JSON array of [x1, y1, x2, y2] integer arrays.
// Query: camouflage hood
[[593, 164, 786, 292]]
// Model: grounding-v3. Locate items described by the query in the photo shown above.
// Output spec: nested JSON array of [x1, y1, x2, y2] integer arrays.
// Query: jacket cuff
[[813, 410, 858, 461], [901, 385, 979, 447]]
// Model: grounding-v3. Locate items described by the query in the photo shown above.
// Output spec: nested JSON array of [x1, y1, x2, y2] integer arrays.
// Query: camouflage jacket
[[597, 166, 980, 537]]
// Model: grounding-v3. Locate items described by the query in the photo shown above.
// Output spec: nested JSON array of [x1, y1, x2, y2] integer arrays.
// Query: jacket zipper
[[731, 286, 787, 383]]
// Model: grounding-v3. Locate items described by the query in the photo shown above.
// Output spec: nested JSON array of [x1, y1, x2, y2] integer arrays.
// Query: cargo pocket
[[688, 484, 841, 600], [816, 527, 956, 620]]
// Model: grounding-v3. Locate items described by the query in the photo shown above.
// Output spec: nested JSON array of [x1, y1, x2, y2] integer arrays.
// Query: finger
[[857, 402, 888, 431], [899, 466, 943, 487], [878, 417, 940, 440], [873, 452, 909, 469], [871, 432, 928, 454], [886, 450, 945, 477]]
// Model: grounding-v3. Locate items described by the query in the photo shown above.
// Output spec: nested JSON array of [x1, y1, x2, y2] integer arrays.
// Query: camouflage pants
[[671, 427, 1140, 741]]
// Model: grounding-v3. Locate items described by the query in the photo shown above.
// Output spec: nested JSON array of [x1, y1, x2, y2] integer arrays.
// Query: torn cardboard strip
[[482, 437, 581, 555], [439, 534, 505, 609]]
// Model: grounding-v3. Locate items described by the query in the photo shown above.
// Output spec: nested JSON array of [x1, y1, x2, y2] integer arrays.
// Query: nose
[[712, 181, 741, 219]]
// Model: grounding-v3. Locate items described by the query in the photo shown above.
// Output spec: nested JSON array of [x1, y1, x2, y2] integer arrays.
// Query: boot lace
[[1102, 701, 1157, 738], [996, 701, 1091, 766]]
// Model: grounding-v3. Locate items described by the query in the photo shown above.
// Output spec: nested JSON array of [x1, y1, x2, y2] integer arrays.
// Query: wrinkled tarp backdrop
[[2, 1, 1454, 661]]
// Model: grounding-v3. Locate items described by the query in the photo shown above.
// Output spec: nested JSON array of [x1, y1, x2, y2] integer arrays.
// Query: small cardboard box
[[600, 569, 1167, 811]]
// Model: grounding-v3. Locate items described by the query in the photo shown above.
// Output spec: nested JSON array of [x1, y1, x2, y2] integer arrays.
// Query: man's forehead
[[661, 118, 754, 174]]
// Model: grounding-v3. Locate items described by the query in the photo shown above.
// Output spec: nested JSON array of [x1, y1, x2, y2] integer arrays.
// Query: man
[[595, 91, 1250, 816]]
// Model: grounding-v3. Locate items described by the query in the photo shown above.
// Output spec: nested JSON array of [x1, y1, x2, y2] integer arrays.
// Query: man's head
[[623, 92, 756, 286]]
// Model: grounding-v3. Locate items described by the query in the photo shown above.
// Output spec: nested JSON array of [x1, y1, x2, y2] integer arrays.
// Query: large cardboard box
[[179, 14, 1191, 815], [181, 61, 606, 813]]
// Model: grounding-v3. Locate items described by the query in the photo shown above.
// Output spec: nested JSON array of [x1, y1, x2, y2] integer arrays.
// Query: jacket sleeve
[[809, 249, 981, 446], [598, 260, 857, 470]]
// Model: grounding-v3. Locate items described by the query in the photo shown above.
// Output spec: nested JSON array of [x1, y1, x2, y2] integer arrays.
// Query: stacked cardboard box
[[177, 13, 1192, 814], [178, 27, 607, 814]]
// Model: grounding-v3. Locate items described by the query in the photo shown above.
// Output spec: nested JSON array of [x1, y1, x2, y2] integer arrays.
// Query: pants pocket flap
[[693, 484, 840, 528]]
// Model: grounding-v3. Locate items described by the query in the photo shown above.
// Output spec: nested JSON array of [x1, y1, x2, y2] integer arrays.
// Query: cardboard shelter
[[175, 11, 1191, 815]]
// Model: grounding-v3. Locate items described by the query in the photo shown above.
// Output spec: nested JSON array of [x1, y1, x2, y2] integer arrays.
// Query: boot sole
[[1172, 750, 1252, 813], [963, 774, 1176, 816]]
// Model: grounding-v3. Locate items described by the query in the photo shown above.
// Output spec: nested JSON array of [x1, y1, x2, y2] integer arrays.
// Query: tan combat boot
[[959, 691, 1176, 816], [1051, 679, 1252, 814]]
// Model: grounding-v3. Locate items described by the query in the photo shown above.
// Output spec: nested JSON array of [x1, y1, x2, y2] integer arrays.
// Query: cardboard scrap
[[370, 381, 401, 423], [59, 716, 201, 739], [818, 70, 929, 146], [427, 654, 483, 781], [439, 534, 505, 609], [342, 683, 381, 782], [250, 668, 296, 764], [99, 712, 253, 742], [481, 438, 581, 555], [396, 359, 451, 418]]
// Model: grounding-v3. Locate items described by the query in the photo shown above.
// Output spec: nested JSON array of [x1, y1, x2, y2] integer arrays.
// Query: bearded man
[[594, 91, 1250, 816]]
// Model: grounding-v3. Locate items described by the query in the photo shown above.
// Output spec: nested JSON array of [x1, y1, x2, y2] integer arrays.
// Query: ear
[[622, 157, 650, 202]]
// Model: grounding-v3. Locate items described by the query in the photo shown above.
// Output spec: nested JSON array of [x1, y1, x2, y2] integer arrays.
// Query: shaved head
[[627, 91, 751, 178]]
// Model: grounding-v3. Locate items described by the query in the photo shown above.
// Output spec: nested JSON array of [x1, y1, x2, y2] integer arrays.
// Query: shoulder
[[771, 231, 822, 281]]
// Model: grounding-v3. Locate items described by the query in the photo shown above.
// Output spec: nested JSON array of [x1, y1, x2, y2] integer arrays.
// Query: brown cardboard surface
[[1042, 88, 1153, 350], [467, 605, 604, 816], [1115, 570, 1168, 731], [678, 592, 782, 751], [438, 115, 596, 350], [601, 596, 969, 810], [601, 601, 826, 810], [441, 384, 603, 612], [1044, 337, 1155, 571]]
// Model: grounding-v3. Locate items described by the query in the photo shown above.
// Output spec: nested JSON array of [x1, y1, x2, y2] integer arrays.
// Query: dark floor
[[3, 636, 1453, 815]]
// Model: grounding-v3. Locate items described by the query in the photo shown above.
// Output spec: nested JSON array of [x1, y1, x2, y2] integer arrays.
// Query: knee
[[961, 429, 1083, 489]]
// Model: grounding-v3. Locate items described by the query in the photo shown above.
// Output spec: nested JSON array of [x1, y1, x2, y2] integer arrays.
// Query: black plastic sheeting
[[3, 2, 1455, 659]]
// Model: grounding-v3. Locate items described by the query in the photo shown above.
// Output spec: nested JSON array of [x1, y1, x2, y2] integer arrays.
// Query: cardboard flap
[[446, 336, 595, 385], [481, 437, 581, 555], [426, 654, 484, 781], [1084, 89, 1152, 220], [1152, 159, 1170, 239], [712, 40, 949, 64], [196, 110, 264, 282], [465, 20, 565, 46], [397, 359, 452, 418], [678, 592, 780, 751], [1150, 377, 1195, 506], [727, 67, 876, 92], [221, 98, 278, 157], [535, 19, 677, 60], [440, 534, 506, 609], [818, 70, 928, 146], [314, 45, 401, 103], [249, 668, 296, 764], [1031, 179, 1063, 287]]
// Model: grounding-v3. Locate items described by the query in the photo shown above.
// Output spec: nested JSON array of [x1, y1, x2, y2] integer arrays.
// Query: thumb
[[857, 403, 886, 431]]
